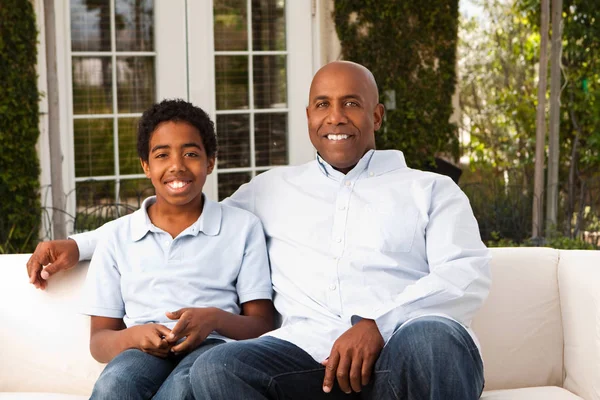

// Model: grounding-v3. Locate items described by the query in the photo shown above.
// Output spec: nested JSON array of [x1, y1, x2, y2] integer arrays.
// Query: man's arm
[[323, 176, 491, 394], [26, 224, 111, 289]]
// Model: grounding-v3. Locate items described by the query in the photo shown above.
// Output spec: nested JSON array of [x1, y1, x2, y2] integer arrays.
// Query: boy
[[81, 99, 274, 400]]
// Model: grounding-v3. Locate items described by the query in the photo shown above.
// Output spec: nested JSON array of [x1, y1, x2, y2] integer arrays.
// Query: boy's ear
[[140, 158, 151, 178], [207, 156, 216, 174]]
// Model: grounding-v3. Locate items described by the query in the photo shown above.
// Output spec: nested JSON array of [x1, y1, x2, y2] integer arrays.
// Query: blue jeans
[[90, 338, 224, 400], [191, 316, 484, 399]]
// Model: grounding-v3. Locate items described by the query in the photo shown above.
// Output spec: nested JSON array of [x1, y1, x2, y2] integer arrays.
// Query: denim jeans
[[191, 316, 484, 400], [90, 338, 224, 400]]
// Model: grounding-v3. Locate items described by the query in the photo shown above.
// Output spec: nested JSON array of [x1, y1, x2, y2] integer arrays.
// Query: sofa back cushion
[[472, 247, 564, 390], [559, 250, 600, 400], [0, 255, 103, 395]]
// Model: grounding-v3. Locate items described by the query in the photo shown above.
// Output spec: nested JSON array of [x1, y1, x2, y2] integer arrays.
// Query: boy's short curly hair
[[137, 99, 218, 162]]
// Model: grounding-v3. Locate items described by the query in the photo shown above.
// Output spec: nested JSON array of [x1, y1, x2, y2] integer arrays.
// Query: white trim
[[74, 174, 147, 182], [73, 113, 142, 119], [215, 108, 289, 115], [215, 50, 287, 56], [155, 0, 187, 101], [71, 51, 156, 57]]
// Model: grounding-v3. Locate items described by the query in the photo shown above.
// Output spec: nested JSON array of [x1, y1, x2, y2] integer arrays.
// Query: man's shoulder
[[252, 161, 318, 184], [219, 202, 262, 228]]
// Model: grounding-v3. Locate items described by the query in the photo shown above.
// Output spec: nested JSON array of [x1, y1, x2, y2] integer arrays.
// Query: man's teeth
[[327, 134, 349, 141], [168, 181, 188, 189]]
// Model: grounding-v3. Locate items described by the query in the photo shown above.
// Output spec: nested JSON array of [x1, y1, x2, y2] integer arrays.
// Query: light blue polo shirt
[[81, 195, 272, 342]]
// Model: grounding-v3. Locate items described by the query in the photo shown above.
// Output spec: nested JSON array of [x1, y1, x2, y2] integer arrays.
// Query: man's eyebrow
[[311, 94, 364, 102]]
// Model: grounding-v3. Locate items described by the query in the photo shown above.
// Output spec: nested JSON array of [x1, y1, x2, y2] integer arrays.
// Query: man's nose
[[327, 104, 348, 124]]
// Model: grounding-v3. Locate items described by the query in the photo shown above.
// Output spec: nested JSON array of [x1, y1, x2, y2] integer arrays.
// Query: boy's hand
[[26, 239, 80, 289], [165, 307, 220, 354], [129, 323, 173, 358]]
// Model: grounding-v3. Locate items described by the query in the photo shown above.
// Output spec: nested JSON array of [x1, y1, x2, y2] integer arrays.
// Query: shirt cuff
[[374, 307, 407, 344]]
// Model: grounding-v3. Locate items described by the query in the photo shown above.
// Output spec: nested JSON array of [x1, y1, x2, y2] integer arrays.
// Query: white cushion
[[0, 254, 103, 395], [481, 386, 583, 399], [559, 250, 600, 400], [472, 247, 564, 390]]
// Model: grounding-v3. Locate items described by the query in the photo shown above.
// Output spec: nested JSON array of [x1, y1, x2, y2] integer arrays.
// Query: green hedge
[[333, 0, 460, 168], [0, 0, 41, 253]]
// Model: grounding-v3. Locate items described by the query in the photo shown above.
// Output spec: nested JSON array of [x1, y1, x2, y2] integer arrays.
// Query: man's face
[[141, 121, 215, 209], [306, 63, 384, 174]]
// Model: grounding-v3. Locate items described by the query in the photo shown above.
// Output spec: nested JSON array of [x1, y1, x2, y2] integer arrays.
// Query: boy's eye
[[185, 152, 199, 157], [155, 153, 167, 158]]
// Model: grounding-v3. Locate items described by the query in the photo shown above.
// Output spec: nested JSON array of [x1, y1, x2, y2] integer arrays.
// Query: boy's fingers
[[166, 308, 188, 320]]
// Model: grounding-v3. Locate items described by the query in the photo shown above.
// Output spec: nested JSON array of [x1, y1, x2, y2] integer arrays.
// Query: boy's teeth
[[168, 181, 187, 189], [327, 134, 349, 141]]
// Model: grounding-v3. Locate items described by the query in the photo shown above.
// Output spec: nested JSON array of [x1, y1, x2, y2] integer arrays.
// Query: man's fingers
[[335, 352, 352, 394], [322, 351, 340, 393], [361, 354, 377, 386], [349, 355, 363, 393]]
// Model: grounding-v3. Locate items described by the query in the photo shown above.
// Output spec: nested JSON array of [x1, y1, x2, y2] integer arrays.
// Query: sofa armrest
[[558, 250, 600, 400]]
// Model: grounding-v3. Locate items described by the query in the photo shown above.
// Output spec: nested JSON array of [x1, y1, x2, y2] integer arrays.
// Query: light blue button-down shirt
[[75, 150, 490, 361], [80, 196, 272, 343]]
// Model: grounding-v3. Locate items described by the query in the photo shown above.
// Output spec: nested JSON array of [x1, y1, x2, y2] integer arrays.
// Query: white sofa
[[1, 247, 599, 399]]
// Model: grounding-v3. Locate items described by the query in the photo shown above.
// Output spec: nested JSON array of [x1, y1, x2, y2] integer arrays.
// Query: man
[[27, 61, 490, 399]]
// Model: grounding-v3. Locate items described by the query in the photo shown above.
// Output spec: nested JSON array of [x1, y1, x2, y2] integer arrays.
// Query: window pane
[[252, 0, 285, 51], [214, 0, 248, 51], [215, 56, 249, 110], [74, 180, 118, 232], [253, 55, 287, 109], [255, 113, 288, 166], [216, 114, 250, 169], [118, 117, 141, 175], [117, 56, 155, 113], [70, 0, 111, 52], [72, 57, 113, 115], [218, 172, 251, 200], [74, 118, 115, 177], [119, 178, 154, 208], [115, 0, 154, 51]]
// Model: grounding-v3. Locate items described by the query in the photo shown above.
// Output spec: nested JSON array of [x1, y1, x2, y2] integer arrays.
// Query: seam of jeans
[[272, 367, 325, 380]]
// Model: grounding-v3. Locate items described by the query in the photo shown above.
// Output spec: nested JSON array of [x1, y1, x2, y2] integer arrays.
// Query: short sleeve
[[235, 218, 272, 304], [80, 233, 125, 319]]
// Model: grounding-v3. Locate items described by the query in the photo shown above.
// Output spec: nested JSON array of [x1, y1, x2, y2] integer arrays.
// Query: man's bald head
[[309, 61, 380, 106], [306, 61, 384, 174]]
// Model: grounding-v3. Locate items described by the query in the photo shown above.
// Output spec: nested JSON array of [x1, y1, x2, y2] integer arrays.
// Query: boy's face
[[141, 121, 215, 208]]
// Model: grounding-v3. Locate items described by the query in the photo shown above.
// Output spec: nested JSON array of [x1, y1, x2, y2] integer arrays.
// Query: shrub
[[0, 0, 41, 253]]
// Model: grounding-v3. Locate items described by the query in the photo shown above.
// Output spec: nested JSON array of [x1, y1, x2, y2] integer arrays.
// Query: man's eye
[[316, 102, 328, 108], [345, 101, 358, 107]]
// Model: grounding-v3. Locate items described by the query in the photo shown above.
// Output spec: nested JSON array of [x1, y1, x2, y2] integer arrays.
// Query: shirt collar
[[316, 149, 406, 180], [130, 195, 222, 241]]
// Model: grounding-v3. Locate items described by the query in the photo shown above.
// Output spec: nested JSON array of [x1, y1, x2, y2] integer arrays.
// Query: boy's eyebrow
[[150, 142, 203, 153]]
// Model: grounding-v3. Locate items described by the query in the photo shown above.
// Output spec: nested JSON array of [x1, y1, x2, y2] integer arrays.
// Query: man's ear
[[373, 103, 385, 131], [207, 156, 216, 175], [140, 158, 151, 178]]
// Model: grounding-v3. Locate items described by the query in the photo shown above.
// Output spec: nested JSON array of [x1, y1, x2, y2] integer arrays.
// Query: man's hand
[[165, 307, 219, 354], [129, 323, 173, 358], [322, 319, 384, 394], [26, 239, 80, 290]]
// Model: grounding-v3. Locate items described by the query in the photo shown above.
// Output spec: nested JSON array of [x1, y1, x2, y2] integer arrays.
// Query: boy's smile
[[141, 121, 215, 215]]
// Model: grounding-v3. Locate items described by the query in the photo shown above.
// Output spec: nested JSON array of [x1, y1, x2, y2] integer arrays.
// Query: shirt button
[[329, 284, 337, 291], [335, 237, 342, 243], [344, 181, 351, 187], [369, 172, 374, 177], [338, 204, 346, 210], [164, 240, 170, 246]]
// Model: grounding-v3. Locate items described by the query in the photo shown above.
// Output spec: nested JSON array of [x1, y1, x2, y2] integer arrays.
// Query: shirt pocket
[[353, 201, 419, 253]]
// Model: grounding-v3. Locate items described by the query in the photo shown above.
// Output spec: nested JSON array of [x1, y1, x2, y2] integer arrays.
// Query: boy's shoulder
[[218, 201, 261, 227], [95, 208, 144, 245]]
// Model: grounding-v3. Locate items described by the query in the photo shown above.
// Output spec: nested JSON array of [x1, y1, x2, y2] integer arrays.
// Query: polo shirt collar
[[130, 195, 221, 241]]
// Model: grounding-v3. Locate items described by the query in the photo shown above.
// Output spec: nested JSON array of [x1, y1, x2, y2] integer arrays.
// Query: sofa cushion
[[559, 250, 600, 400], [0, 255, 103, 396], [0, 394, 88, 400], [472, 247, 563, 390], [481, 386, 583, 399]]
